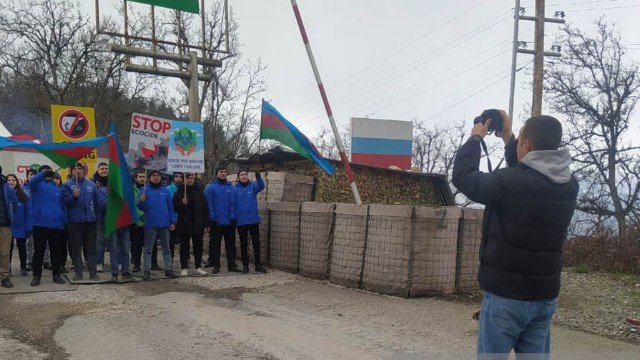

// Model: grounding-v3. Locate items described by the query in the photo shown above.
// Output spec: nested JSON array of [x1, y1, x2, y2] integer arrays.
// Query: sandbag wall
[[258, 202, 483, 297]]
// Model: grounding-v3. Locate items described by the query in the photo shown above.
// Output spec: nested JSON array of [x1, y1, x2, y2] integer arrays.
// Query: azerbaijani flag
[[129, 0, 199, 14], [260, 100, 335, 175], [0, 136, 108, 168], [105, 125, 138, 235]]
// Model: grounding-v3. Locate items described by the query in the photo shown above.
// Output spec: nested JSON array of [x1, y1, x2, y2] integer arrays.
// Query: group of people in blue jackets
[[136, 166, 267, 281], [0, 163, 266, 289]]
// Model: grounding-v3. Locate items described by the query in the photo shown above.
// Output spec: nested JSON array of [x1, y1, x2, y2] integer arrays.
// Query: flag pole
[[289, 0, 362, 205]]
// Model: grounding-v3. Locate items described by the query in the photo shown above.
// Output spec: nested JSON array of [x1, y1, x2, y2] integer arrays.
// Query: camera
[[473, 109, 503, 134]]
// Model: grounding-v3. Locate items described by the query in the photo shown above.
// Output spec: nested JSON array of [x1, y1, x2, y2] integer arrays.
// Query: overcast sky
[[87, 0, 640, 137]]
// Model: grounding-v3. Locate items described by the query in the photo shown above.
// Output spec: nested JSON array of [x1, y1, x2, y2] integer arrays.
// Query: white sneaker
[[96, 264, 103, 273], [180, 269, 188, 277], [196, 268, 207, 276]]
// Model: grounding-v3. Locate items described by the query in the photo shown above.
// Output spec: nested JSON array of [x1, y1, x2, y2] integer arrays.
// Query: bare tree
[[0, 0, 155, 141], [546, 19, 640, 235]]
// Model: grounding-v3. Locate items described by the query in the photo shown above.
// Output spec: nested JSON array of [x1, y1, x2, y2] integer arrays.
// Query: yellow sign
[[51, 105, 97, 180]]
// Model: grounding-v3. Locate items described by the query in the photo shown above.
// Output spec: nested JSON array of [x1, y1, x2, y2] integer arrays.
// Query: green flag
[[129, 0, 199, 14]]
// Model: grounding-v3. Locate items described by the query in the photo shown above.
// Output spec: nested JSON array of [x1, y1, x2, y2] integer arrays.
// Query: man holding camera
[[452, 110, 578, 358]]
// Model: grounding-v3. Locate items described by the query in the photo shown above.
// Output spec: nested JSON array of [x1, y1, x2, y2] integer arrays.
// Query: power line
[[569, 4, 640, 12], [298, 9, 516, 121], [548, 0, 626, 6], [365, 48, 512, 117], [288, 0, 493, 111], [404, 59, 533, 120]]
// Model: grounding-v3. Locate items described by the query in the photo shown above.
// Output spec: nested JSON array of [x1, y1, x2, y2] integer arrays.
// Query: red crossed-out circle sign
[[58, 109, 90, 139]]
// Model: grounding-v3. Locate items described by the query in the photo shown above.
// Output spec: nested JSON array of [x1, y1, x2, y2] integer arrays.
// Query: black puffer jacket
[[452, 136, 579, 301], [173, 183, 210, 237]]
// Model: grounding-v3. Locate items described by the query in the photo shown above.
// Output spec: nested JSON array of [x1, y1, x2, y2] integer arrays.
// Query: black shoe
[[132, 266, 141, 273], [52, 275, 66, 284], [20, 269, 29, 277], [90, 273, 100, 281], [204, 261, 214, 268], [151, 264, 162, 271], [165, 270, 179, 279], [255, 265, 268, 273], [73, 273, 83, 281], [1, 278, 13, 288], [60, 267, 68, 274], [121, 272, 133, 280], [31, 276, 41, 287], [43, 262, 52, 270], [143, 270, 151, 281], [111, 274, 118, 282], [242, 266, 249, 274], [212, 267, 220, 274], [228, 266, 242, 273], [26, 264, 32, 271]]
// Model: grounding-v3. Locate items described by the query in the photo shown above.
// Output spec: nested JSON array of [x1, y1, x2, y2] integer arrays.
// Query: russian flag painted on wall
[[350, 118, 413, 170]]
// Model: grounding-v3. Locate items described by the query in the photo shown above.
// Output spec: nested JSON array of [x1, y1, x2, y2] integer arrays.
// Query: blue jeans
[[143, 227, 171, 271], [478, 292, 557, 360], [108, 227, 130, 274], [96, 222, 106, 265]]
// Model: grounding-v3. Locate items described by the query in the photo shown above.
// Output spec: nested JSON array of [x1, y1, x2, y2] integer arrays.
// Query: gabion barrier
[[268, 202, 301, 272], [362, 205, 414, 297], [328, 204, 369, 288], [411, 206, 462, 296], [246, 201, 484, 297], [456, 208, 484, 292], [298, 202, 335, 279]]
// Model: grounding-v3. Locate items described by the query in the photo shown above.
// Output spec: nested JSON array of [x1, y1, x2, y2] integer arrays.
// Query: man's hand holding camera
[[471, 109, 513, 145]]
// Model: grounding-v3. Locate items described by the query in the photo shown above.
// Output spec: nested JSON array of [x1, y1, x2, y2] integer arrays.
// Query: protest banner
[[51, 105, 97, 179], [127, 112, 172, 171], [167, 121, 204, 173]]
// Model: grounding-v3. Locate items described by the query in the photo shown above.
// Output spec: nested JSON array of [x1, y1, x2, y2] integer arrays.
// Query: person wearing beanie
[[173, 173, 209, 276], [166, 172, 183, 260], [63, 163, 105, 281], [23, 168, 48, 272], [28, 165, 67, 286], [204, 166, 241, 274], [137, 169, 178, 280], [0, 167, 18, 288], [92, 162, 109, 272], [234, 169, 267, 274], [130, 169, 147, 272]]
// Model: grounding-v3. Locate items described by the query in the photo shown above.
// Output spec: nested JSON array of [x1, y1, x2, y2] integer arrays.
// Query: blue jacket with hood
[[62, 177, 104, 223], [234, 178, 265, 226], [204, 179, 236, 226], [29, 172, 66, 229], [137, 183, 175, 228]]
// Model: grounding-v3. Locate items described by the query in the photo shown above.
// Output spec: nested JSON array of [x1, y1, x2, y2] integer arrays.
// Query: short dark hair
[[26, 168, 38, 177], [520, 115, 562, 151], [39, 165, 52, 173], [98, 162, 108, 168], [237, 168, 249, 176]]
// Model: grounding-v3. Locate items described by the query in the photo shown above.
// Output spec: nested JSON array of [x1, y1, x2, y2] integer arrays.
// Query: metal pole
[[189, 52, 200, 122], [95, 0, 100, 34], [124, 0, 130, 64], [532, 0, 545, 116], [151, 5, 157, 68], [290, 0, 362, 205], [201, 0, 206, 58], [508, 0, 521, 120], [224, 0, 230, 53]]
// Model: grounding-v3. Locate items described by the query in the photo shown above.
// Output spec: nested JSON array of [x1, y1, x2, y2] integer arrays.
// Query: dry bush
[[564, 227, 640, 274]]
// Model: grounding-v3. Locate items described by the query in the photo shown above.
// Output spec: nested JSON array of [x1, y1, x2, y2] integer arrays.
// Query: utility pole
[[508, 0, 565, 119], [97, 0, 230, 122], [532, 0, 545, 116]]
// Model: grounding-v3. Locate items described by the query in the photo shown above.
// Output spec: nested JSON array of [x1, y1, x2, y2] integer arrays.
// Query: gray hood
[[520, 149, 572, 184]]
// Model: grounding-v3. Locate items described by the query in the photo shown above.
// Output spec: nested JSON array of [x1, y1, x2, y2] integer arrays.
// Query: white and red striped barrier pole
[[290, 0, 362, 205]]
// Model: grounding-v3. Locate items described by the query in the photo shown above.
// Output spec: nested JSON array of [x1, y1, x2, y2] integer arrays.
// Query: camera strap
[[479, 138, 493, 173]]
